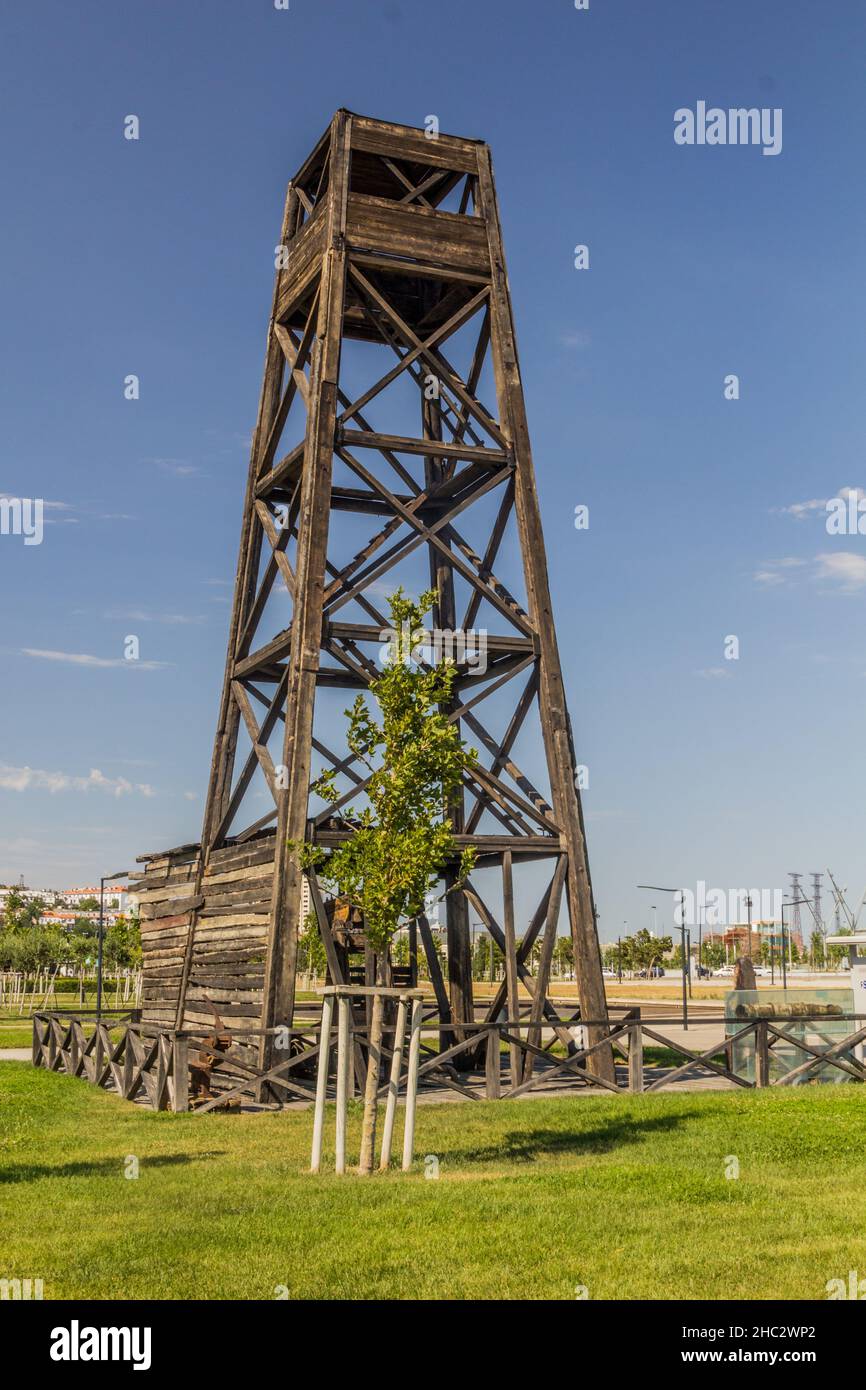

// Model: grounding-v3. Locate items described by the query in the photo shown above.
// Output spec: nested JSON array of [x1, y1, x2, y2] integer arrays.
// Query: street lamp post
[[779, 892, 810, 993], [638, 884, 689, 1030], [698, 907, 704, 980], [97, 870, 129, 1021]]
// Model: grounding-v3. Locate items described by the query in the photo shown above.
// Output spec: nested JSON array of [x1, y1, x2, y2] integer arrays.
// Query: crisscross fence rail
[[31, 1007, 866, 1111], [32, 1011, 190, 1112]]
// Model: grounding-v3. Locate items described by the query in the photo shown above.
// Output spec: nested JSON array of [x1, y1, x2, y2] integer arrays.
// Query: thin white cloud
[[777, 485, 866, 520], [777, 497, 826, 519], [150, 457, 201, 477], [0, 763, 155, 798], [755, 552, 866, 593], [753, 557, 807, 585], [0, 494, 134, 524], [106, 609, 205, 626], [814, 552, 866, 591], [696, 667, 731, 679], [22, 649, 169, 670], [0, 493, 71, 511]]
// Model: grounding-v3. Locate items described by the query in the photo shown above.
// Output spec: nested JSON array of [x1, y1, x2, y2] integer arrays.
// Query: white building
[[0, 882, 130, 925]]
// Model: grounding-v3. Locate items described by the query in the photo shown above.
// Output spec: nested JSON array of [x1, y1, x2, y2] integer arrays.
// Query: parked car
[[714, 965, 735, 977]]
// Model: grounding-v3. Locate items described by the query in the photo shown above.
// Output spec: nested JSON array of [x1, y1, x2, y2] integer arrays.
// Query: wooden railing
[[31, 1008, 866, 1111], [32, 1012, 188, 1112]]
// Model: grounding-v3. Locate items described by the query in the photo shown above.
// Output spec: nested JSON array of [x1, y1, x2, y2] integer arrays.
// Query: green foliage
[[293, 589, 477, 953], [298, 913, 327, 977], [3, 890, 45, 933], [700, 941, 726, 970], [0, 926, 69, 973], [471, 931, 502, 980], [103, 914, 142, 971], [621, 927, 672, 974], [0, 912, 141, 977]]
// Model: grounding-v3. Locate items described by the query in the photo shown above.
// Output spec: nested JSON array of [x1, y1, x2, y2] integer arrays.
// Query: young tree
[[553, 935, 574, 980], [69, 933, 93, 1004], [293, 588, 478, 1172], [298, 915, 328, 980], [294, 588, 477, 962], [624, 928, 672, 976], [104, 913, 142, 971]]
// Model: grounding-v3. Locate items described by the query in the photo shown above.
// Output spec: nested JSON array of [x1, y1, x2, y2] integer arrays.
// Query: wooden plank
[[350, 120, 481, 174], [474, 145, 614, 1086], [502, 852, 521, 1089], [261, 110, 353, 1078]]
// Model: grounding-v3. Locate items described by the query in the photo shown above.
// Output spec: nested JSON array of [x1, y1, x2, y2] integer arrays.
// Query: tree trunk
[[358, 993, 385, 1175]]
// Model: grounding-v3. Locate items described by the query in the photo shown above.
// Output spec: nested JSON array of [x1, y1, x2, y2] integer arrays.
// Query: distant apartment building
[[722, 922, 804, 958], [63, 885, 131, 913], [40, 909, 96, 928], [299, 874, 311, 928], [0, 882, 130, 926]]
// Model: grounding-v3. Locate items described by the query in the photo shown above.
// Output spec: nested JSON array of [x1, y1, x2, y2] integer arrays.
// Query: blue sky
[[1, 0, 865, 942]]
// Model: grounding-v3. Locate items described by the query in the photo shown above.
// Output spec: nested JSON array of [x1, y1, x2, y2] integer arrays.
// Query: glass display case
[[725, 988, 855, 1085]]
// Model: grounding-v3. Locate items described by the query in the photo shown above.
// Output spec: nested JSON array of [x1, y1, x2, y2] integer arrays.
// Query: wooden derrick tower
[[134, 112, 612, 1084]]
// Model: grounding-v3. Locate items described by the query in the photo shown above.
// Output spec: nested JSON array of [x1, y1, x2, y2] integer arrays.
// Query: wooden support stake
[[502, 851, 521, 1088], [402, 997, 423, 1171], [628, 1022, 643, 1094], [358, 992, 384, 1174], [485, 1025, 501, 1100], [311, 993, 335, 1173], [172, 1033, 189, 1113], [335, 996, 350, 1174], [756, 1019, 770, 1088], [379, 995, 408, 1171]]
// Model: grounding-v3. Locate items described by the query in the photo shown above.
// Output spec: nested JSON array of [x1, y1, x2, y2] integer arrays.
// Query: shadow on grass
[[0, 1152, 225, 1184], [444, 1110, 695, 1164]]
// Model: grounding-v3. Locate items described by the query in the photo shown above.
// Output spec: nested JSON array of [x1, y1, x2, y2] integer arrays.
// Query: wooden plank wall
[[130, 832, 277, 1030]]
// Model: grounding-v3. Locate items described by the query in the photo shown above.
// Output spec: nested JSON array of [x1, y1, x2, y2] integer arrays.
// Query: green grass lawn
[[1, 994, 134, 1050], [1, 1061, 864, 1300]]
